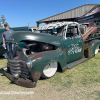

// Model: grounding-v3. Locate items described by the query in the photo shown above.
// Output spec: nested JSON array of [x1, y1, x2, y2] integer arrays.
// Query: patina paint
[[9, 32, 61, 46], [62, 36, 83, 63], [27, 50, 67, 73]]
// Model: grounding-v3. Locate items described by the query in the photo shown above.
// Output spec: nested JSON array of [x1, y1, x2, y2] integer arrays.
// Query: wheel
[[95, 45, 99, 55], [41, 61, 58, 78]]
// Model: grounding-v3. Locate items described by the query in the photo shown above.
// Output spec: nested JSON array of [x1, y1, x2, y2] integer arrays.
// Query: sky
[[0, 0, 100, 27]]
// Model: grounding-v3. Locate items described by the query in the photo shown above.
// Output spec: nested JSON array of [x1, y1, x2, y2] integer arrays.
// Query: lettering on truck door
[[65, 25, 83, 63]]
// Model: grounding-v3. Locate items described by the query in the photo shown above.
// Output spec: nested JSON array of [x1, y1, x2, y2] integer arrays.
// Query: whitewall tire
[[41, 61, 58, 78], [95, 45, 99, 55]]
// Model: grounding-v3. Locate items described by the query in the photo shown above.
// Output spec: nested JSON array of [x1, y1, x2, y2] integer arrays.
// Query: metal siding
[[62, 13, 65, 19], [67, 12, 69, 18], [77, 7, 80, 17], [59, 14, 61, 19], [65, 12, 67, 19], [37, 4, 99, 22], [74, 9, 76, 17]]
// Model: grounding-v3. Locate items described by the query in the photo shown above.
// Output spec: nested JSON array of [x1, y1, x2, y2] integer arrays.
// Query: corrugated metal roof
[[37, 4, 100, 23]]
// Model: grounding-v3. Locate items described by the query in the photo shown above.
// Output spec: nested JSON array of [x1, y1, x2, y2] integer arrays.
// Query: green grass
[[91, 90, 100, 100], [1, 53, 100, 100], [53, 54, 100, 85], [46, 52, 100, 98]]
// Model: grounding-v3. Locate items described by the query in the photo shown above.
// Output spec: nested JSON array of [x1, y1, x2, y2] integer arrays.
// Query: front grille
[[7, 60, 29, 78]]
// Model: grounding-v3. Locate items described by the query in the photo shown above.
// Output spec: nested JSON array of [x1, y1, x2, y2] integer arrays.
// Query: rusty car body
[[3, 22, 100, 88]]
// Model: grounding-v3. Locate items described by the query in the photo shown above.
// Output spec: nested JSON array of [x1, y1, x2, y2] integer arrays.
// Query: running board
[[67, 58, 88, 69]]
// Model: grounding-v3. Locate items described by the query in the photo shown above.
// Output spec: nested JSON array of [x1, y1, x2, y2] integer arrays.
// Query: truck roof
[[37, 21, 79, 30]]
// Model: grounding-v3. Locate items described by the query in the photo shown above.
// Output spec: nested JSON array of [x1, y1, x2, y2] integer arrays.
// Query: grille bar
[[8, 60, 29, 76], [10, 69, 21, 73]]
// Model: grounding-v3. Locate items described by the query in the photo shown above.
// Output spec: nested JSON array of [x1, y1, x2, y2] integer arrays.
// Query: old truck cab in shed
[[3, 22, 100, 88]]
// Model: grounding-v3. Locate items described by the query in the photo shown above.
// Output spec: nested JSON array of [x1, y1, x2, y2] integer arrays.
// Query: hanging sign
[[86, 7, 100, 16]]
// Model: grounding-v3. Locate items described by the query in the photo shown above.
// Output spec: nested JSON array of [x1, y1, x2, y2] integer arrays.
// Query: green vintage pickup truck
[[0, 26, 29, 56], [3, 22, 100, 88]]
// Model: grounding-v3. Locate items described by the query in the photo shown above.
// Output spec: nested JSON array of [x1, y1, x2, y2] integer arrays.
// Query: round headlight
[[26, 59, 32, 70]]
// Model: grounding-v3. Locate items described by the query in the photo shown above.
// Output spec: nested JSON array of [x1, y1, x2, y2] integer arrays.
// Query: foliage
[[1, 15, 6, 24], [0, 15, 9, 28], [0, 23, 3, 28]]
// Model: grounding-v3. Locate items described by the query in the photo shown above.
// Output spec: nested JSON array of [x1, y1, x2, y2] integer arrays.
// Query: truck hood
[[7, 32, 61, 46]]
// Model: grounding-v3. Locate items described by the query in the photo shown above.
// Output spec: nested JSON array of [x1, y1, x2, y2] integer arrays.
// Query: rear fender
[[87, 39, 100, 56]]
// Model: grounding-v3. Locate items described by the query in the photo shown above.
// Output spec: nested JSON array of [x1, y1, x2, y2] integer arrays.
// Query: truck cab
[[38, 22, 83, 63], [62, 23, 83, 63]]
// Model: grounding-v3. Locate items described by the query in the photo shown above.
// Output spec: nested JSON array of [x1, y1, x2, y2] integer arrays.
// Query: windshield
[[40, 27, 64, 36]]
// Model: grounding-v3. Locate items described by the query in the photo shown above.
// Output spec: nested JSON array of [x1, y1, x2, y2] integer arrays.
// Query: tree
[[0, 23, 3, 28], [0, 19, 3, 28], [1, 15, 6, 24], [0, 15, 9, 28], [0, 19, 2, 27]]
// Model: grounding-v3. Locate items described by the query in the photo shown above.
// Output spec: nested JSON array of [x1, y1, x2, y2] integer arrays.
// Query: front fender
[[29, 50, 67, 73]]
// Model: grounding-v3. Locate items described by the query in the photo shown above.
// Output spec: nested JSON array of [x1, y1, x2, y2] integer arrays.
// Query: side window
[[79, 25, 87, 34], [66, 26, 79, 37]]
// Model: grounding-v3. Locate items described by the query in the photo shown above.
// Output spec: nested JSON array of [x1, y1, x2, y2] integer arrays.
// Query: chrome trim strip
[[8, 59, 26, 63], [10, 66, 21, 70], [10, 69, 21, 73]]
